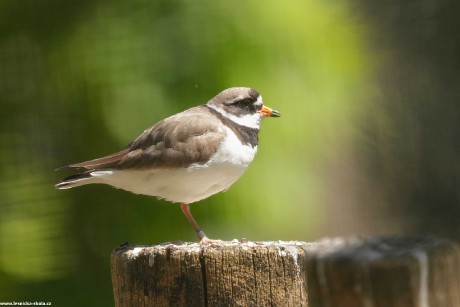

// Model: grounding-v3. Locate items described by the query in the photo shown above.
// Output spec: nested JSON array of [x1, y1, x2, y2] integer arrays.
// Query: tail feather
[[55, 172, 94, 189]]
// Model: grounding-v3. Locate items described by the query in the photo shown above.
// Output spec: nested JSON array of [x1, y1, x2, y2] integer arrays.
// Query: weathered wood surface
[[111, 241, 310, 306], [307, 237, 460, 307], [111, 237, 460, 307]]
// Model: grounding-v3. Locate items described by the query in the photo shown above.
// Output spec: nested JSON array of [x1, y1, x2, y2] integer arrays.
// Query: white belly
[[95, 163, 246, 203], [90, 128, 258, 203]]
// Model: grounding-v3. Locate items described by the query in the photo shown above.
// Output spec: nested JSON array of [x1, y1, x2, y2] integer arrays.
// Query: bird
[[55, 87, 280, 243]]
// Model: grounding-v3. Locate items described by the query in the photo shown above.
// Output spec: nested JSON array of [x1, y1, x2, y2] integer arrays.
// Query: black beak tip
[[270, 109, 281, 118]]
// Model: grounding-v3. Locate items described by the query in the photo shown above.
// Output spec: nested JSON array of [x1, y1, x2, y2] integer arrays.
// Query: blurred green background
[[1, 0, 459, 305]]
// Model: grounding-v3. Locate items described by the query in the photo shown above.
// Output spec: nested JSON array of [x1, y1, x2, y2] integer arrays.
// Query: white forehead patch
[[255, 95, 263, 107]]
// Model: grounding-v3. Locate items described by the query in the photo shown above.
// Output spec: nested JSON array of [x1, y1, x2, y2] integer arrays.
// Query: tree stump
[[307, 236, 460, 307], [111, 237, 460, 307], [111, 241, 310, 306]]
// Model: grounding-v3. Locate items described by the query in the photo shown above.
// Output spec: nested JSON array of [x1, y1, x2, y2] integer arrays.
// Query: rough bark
[[111, 237, 460, 307]]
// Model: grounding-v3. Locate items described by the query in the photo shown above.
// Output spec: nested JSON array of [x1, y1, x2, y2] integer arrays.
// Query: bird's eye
[[233, 98, 252, 109]]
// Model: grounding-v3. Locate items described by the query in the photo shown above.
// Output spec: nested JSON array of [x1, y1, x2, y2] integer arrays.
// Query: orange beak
[[258, 106, 281, 118]]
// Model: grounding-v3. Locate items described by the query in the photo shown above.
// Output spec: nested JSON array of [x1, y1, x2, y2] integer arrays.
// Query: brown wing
[[60, 106, 225, 170], [59, 148, 129, 170]]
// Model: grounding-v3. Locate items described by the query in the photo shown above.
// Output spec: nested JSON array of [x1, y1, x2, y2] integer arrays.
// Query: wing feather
[[57, 148, 129, 170], [57, 106, 225, 171]]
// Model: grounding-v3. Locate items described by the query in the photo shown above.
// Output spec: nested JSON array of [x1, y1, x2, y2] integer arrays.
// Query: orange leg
[[180, 203, 222, 243]]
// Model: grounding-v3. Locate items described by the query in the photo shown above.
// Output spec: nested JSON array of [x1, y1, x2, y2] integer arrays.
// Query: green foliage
[[0, 0, 369, 304]]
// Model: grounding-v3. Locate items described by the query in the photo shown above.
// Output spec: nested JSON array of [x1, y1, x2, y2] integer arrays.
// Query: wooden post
[[307, 237, 460, 307], [111, 237, 460, 307], [111, 241, 309, 306]]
